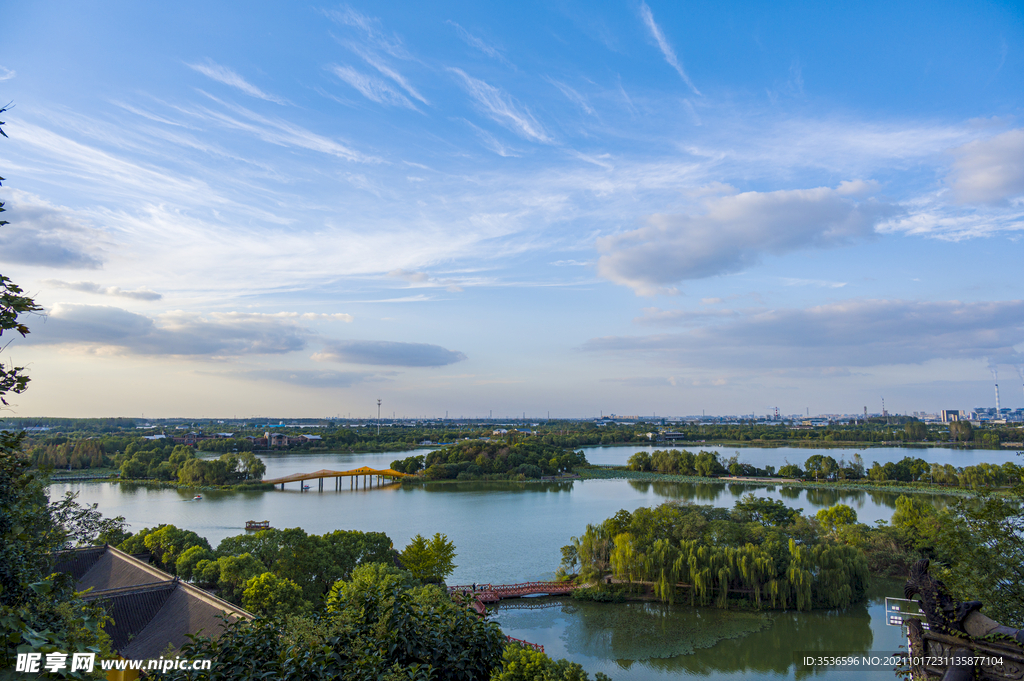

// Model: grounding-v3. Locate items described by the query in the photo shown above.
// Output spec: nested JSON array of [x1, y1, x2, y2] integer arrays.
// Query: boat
[[245, 520, 272, 531], [301, 485, 311, 490], [193, 494, 202, 500]]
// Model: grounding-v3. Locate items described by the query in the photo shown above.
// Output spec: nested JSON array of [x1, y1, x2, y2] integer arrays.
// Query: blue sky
[[1, 1, 1023, 419]]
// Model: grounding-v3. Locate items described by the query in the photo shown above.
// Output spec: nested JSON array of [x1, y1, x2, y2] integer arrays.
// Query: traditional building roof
[[54, 545, 252, 659]]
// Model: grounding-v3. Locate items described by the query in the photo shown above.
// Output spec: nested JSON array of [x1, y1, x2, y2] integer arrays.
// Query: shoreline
[[576, 467, 1004, 497]]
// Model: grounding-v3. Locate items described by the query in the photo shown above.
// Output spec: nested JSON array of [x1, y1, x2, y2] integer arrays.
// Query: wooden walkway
[[447, 581, 577, 604], [262, 466, 409, 491]]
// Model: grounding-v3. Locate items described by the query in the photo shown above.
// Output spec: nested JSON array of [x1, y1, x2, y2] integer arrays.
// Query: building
[[54, 545, 251, 661], [940, 410, 961, 423]]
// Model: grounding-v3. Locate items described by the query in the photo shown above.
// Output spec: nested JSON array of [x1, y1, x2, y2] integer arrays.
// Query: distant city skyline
[[1, 2, 1023, 418]]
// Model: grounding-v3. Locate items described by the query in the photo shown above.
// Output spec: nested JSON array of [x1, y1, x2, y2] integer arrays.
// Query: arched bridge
[[263, 466, 411, 492]]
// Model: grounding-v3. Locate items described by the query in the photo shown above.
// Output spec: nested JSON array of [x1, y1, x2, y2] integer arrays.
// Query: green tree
[[241, 572, 306, 618], [492, 644, 611, 681], [933, 483, 1024, 626], [0, 106, 113, 673], [627, 451, 652, 472], [176, 545, 215, 581], [733, 494, 801, 526], [816, 504, 858, 534], [399, 532, 458, 582], [217, 553, 267, 603], [143, 524, 212, 573]]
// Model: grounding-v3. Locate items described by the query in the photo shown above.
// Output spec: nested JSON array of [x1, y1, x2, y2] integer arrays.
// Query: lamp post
[[377, 399, 382, 437]]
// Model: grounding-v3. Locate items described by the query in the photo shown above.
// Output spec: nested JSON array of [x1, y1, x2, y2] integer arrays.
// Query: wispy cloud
[[323, 6, 406, 57], [388, 268, 464, 292], [351, 47, 428, 105], [328, 64, 420, 110], [446, 21, 515, 68], [189, 92, 377, 163], [187, 60, 288, 105], [448, 68, 551, 143], [0, 66, 15, 81], [548, 79, 595, 116], [638, 2, 700, 96], [43, 280, 163, 301]]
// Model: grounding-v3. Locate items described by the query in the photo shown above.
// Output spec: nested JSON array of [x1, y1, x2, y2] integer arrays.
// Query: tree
[[0, 106, 113, 673], [0, 111, 42, 405], [816, 504, 858, 534], [241, 572, 306, 618], [627, 451, 652, 471], [492, 644, 611, 681], [217, 553, 267, 603], [176, 545, 215, 581], [950, 420, 973, 442], [733, 494, 801, 526], [399, 533, 458, 582], [933, 480, 1024, 627]]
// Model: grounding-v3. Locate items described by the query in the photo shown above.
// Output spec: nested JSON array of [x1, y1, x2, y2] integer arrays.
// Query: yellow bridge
[[262, 466, 411, 492]]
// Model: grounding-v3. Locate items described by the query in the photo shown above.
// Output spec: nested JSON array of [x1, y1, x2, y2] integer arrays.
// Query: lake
[[49, 444, 1017, 681]]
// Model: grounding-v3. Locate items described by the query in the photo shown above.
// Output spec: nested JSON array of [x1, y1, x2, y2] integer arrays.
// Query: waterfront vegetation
[[615, 449, 1024, 493], [561, 497, 869, 611], [397, 440, 590, 480], [560, 477, 1024, 627]]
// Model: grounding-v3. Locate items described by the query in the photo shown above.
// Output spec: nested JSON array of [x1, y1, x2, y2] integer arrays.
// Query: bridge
[[447, 581, 577, 604], [262, 466, 411, 492]]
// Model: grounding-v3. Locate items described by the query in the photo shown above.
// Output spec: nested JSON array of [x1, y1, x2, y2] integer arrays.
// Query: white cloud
[[313, 340, 467, 367], [638, 2, 700, 96], [0, 189, 104, 269], [27, 305, 313, 356], [328, 64, 419, 110], [584, 299, 1024, 369], [596, 184, 896, 295], [187, 60, 288, 105], [323, 6, 406, 57], [42, 280, 162, 301], [353, 49, 428, 105], [190, 93, 376, 163], [548, 79, 595, 116], [388, 269, 464, 292], [449, 68, 551, 143], [446, 21, 515, 68], [948, 128, 1024, 204], [0, 66, 15, 81]]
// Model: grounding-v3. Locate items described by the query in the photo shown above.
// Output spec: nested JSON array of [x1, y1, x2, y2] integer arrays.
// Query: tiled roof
[[55, 545, 252, 659]]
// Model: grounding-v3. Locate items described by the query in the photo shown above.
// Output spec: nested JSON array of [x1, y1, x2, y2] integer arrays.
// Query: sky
[[1, 1, 1023, 419]]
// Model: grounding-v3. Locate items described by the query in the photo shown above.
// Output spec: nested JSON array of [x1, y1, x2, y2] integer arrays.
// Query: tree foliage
[[399, 533, 458, 583], [569, 499, 869, 611]]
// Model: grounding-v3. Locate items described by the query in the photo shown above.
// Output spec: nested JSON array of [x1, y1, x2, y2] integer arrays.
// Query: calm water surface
[[51, 446, 1012, 680]]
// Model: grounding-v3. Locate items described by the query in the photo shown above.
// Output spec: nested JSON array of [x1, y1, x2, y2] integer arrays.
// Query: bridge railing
[[447, 581, 576, 595], [506, 636, 544, 653]]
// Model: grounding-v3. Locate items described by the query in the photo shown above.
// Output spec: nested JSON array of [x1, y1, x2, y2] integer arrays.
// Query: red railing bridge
[[447, 581, 577, 604]]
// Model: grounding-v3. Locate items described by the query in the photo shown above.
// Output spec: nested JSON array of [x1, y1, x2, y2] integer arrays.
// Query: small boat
[[193, 494, 202, 500], [246, 520, 272, 531], [301, 485, 311, 490]]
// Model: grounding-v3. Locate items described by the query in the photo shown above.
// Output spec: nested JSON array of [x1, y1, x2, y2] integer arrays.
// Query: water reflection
[[493, 580, 903, 680], [419, 481, 575, 494], [627, 480, 725, 502], [625, 477, 964, 521]]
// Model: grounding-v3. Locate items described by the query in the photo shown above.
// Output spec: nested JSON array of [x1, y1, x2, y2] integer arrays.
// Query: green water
[[492, 581, 905, 680]]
